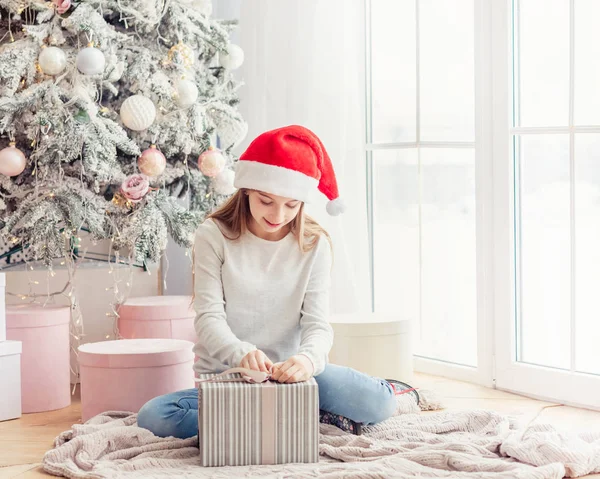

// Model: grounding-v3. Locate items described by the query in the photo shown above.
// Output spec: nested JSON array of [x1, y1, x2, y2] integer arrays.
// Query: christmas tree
[[0, 0, 246, 267]]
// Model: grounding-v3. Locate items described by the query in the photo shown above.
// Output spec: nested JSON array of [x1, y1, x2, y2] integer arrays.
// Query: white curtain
[[217, 0, 371, 314]]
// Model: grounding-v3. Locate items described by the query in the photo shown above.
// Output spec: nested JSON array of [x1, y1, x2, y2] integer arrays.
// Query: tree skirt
[[42, 407, 600, 479]]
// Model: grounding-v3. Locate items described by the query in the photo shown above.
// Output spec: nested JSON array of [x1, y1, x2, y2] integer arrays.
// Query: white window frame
[[493, 0, 600, 410]]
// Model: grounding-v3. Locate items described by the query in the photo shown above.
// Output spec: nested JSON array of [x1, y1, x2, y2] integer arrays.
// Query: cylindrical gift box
[[0, 273, 5, 341], [329, 313, 413, 383], [118, 296, 196, 343], [78, 338, 195, 421], [6, 304, 71, 413]]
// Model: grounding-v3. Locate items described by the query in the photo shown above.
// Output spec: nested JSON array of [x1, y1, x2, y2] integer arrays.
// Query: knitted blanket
[[42, 406, 600, 479]]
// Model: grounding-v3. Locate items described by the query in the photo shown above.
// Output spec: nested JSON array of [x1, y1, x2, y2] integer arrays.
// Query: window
[[494, 0, 600, 409], [367, 0, 478, 368], [367, 0, 600, 407]]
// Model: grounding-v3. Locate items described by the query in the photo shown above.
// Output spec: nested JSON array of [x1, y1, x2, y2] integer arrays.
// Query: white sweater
[[192, 218, 334, 376]]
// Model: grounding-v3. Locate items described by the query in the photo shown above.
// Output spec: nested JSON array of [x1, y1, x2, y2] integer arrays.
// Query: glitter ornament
[[38, 46, 67, 76], [138, 145, 166, 177], [0, 142, 27, 177], [173, 79, 198, 109], [76, 43, 106, 75], [120, 94, 156, 131], [219, 44, 244, 70], [198, 146, 225, 178], [167, 42, 195, 70], [212, 168, 236, 195]]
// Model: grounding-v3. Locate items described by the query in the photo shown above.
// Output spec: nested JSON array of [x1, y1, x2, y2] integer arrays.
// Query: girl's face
[[247, 190, 302, 240]]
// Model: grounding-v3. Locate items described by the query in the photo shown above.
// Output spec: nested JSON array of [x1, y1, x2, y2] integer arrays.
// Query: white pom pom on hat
[[326, 197, 346, 216], [233, 125, 345, 215]]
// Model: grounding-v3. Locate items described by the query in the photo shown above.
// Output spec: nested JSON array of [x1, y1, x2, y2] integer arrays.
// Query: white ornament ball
[[174, 79, 198, 109], [120, 95, 156, 131], [218, 119, 248, 150], [191, 0, 212, 15], [38, 47, 67, 76], [212, 168, 236, 195], [0, 143, 27, 177], [219, 44, 244, 70], [76, 45, 106, 75], [198, 147, 225, 177], [138, 145, 166, 177]]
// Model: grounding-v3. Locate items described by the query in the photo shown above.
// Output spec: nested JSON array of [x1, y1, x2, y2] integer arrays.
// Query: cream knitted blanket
[[42, 406, 600, 479]]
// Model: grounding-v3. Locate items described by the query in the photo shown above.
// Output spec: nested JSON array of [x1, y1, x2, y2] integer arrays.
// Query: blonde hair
[[207, 189, 332, 253]]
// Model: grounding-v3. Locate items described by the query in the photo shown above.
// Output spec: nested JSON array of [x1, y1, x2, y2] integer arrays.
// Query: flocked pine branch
[[0, 0, 246, 265]]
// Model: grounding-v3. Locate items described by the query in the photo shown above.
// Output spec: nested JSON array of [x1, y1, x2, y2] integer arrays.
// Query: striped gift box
[[197, 373, 319, 466]]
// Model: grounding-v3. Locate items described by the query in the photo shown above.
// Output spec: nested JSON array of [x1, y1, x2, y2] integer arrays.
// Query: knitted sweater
[[192, 218, 334, 376]]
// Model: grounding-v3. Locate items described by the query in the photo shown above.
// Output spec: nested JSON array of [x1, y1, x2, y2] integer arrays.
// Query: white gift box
[[0, 340, 22, 421]]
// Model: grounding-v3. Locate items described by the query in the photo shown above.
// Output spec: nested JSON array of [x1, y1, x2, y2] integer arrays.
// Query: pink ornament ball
[[0, 143, 27, 177], [138, 145, 166, 177], [198, 147, 225, 178], [53, 0, 71, 14]]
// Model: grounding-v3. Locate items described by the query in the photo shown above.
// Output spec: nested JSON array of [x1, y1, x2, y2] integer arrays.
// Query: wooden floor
[[1, 373, 600, 478]]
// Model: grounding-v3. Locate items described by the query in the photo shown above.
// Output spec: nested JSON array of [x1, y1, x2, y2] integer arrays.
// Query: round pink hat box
[[78, 338, 195, 421], [6, 304, 71, 413], [118, 296, 196, 343]]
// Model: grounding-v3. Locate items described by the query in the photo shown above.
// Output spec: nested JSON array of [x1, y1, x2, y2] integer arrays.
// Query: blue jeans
[[137, 364, 396, 439]]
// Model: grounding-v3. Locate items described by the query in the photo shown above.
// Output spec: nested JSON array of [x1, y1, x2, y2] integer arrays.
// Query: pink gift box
[[118, 295, 196, 343], [0, 340, 22, 421], [0, 273, 6, 342], [6, 304, 71, 413], [78, 338, 195, 421], [197, 373, 319, 466]]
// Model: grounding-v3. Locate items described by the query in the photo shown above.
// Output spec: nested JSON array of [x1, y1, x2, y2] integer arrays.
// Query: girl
[[137, 125, 411, 439]]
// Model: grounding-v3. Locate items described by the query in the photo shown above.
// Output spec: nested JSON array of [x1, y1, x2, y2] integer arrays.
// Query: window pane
[[371, 0, 416, 143], [373, 148, 477, 367], [518, 135, 570, 369], [574, 0, 600, 125], [515, 0, 569, 127], [420, 0, 474, 142], [419, 149, 476, 365], [574, 134, 600, 375], [373, 150, 420, 324]]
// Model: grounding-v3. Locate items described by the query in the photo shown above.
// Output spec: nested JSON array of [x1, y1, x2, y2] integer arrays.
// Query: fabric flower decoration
[[120, 174, 150, 204], [53, 0, 71, 14]]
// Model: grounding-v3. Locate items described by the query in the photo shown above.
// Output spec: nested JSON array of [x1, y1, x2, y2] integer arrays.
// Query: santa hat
[[234, 125, 346, 215]]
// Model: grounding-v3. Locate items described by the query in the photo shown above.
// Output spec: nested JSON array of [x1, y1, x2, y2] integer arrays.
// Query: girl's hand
[[240, 350, 273, 373], [271, 354, 314, 383]]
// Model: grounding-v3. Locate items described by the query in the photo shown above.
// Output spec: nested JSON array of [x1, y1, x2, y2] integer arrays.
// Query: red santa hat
[[234, 125, 346, 215]]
